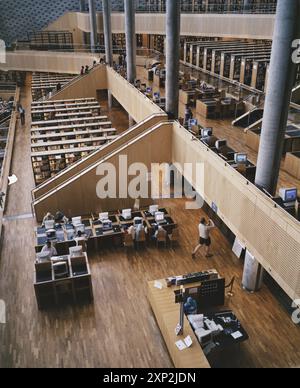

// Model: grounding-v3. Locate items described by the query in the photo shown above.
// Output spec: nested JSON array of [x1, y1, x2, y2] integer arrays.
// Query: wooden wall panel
[[49, 65, 108, 100], [106, 67, 164, 123], [172, 122, 300, 301], [34, 122, 172, 220], [0, 51, 98, 74], [33, 113, 167, 200]]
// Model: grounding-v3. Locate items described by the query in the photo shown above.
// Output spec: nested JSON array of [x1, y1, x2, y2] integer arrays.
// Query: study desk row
[[35, 208, 177, 255], [31, 115, 107, 128], [31, 97, 96, 106], [31, 127, 116, 141], [246, 125, 300, 154], [31, 120, 112, 134], [31, 105, 101, 121], [31, 100, 99, 111], [31, 134, 118, 152], [34, 253, 93, 309]]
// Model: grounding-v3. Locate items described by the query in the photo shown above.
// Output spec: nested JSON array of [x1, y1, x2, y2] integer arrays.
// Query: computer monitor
[[201, 128, 213, 138], [102, 219, 112, 230], [122, 209, 132, 220], [189, 119, 198, 127], [279, 188, 298, 203], [44, 220, 55, 230], [46, 229, 56, 240], [155, 212, 165, 223], [234, 153, 248, 165], [69, 246, 83, 257], [53, 262, 68, 279], [72, 217, 82, 227], [153, 92, 160, 99], [149, 204, 159, 216], [134, 217, 143, 226], [215, 140, 227, 149], [146, 87, 152, 93], [99, 212, 109, 222], [75, 224, 85, 234]]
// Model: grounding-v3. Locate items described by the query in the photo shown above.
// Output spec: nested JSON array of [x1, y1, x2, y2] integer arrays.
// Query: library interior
[[0, 0, 300, 369]]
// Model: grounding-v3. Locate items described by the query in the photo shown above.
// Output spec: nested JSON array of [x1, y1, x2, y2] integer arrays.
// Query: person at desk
[[184, 105, 193, 127], [127, 225, 136, 241], [192, 218, 215, 259], [42, 212, 55, 226], [74, 230, 88, 251], [55, 211, 68, 224], [41, 240, 57, 258], [154, 225, 167, 241], [135, 223, 147, 242]]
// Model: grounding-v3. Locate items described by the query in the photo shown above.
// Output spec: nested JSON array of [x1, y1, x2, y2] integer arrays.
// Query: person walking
[[19, 105, 25, 126], [192, 217, 215, 259]]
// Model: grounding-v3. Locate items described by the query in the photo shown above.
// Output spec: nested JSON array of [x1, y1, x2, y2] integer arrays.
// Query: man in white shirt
[[192, 217, 215, 259], [41, 240, 57, 258]]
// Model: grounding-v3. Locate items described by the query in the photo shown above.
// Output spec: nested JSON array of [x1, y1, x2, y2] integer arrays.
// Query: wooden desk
[[148, 279, 210, 369], [34, 253, 93, 309], [284, 152, 300, 179]]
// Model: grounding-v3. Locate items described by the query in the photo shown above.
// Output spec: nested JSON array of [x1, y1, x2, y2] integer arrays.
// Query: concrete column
[[88, 0, 98, 53], [79, 0, 86, 12], [124, 0, 136, 84], [102, 0, 113, 67], [165, 0, 181, 119], [255, 0, 300, 194], [243, 0, 251, 12]]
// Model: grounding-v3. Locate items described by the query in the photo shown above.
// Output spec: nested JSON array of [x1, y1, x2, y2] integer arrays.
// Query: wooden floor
[[0, 75, 300, 368]]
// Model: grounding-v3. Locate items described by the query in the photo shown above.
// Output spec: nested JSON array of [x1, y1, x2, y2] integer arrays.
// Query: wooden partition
[[0, 88, 20, 245], [32, 113, 168, 201], [0, 51, 98, 74], [172, 122, 300, 302], [50, 65, 108, 101], [106, 67, 164, 123], [33, 122, 172, 221]]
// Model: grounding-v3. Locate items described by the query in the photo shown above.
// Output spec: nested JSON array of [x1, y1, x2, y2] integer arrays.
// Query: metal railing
[[107, 1, 277, 14]]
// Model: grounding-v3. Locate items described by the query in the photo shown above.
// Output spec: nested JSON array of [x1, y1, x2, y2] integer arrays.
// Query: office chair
[[136, 229, 146, 250], [156, 229, 168, 248], [168, 227, 179, 249], [123, 233, 135, 251]]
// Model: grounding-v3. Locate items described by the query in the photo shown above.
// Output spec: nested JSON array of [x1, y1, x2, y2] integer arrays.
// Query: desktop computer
[[279, 187, 298, 205], [234, 153, 248, 165], [149, 205, 159, 216], [72, 217, 82, 227], [122, 209, 132, 220], [99, 212, 109, 222], [155, 212, 165, 224], [201, 128, 213, 138], [134, 217, 143, 226]]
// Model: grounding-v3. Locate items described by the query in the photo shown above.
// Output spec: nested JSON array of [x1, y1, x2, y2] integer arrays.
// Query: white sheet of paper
[[232, 238, 245, 259], [175, 340, 187, 351], [184, 335, 193, 348], [154, 281, 163, 290], [231, 331, 243, 340]]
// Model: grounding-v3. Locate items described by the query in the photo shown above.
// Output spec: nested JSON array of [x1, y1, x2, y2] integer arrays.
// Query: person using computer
[[42, 212, 55, 226], [154, 225, 167, 241], [41, 240, 57, 258], [127, 225, 136, 241], [135, 223, 147, 243], [192, 218, 215, 259], [55, 211, 69, 224], [74, 230, 88, 251]]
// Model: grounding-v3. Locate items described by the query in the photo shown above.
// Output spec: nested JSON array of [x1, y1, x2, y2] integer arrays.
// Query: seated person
[[127, 225, 136, 241], [154, 225, 167, 240], [55, 211, 69, 224], [135, 223, 147, 242], [42, 212, 55, 226], [41, 240, 57, 258], [74, 230, 88, 251]]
